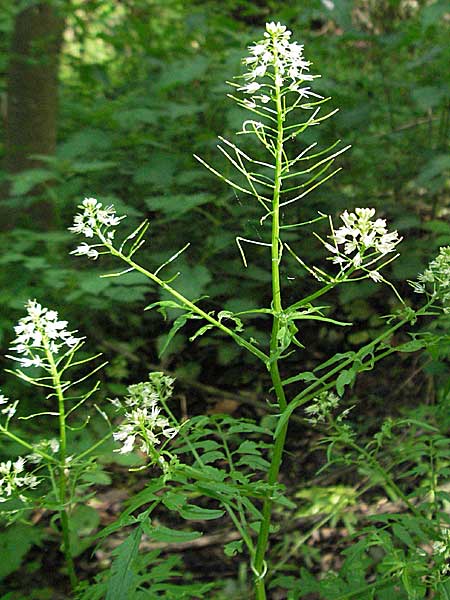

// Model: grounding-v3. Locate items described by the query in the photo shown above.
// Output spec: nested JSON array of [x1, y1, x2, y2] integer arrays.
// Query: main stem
[[47, 350, 78, 590], [253, 72, 289, 600]]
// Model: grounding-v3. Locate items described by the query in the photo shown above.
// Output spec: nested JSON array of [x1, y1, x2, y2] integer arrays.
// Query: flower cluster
[[69, 197, 125, 260], [239, 21, 321, 107], [304, 391, 340, 425], [28, 439, 60, 464], [112, 373, 178, 460], [410, 246, 450, 313], [0, 391, 18, 422], [324, 208, 401, 274], [8, 300, 83, 369], [0, 457, 39, 503], [433, 529, 450, 576]]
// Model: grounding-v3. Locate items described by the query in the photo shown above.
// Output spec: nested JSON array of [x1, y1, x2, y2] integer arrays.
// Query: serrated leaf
[[105, 527, 142, 600], [234, 440, 262, 455], [236, 455, 270, 471]]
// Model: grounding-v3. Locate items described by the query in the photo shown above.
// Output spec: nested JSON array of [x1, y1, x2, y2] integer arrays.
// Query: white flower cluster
[[69, 197, 125, 260], [28, 439, 60, 464], [112, 374, 178, 458], [0, 457, 39, 503], [411, 247, 450, 313], [8, 300, 83, 369], [325, 208, 401, 274], [0, 391, 18, 421], [239, 21, 321, 107], [304, 391, 340, 425], [433, 528, 450, 575]]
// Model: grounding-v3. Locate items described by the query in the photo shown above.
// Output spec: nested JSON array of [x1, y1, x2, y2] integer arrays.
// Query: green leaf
[[392, 524, 416, 549], [236, 455, 270, 471], [159, 312, 191, 356], [234, 440, 263, 455], [224, 540, 244, 557], [10, 169, 55, 196], [336, 369, 355, 397], [0, 524, 44, 580], [282, 371, 318, 386], [144, 193, 212, 217], [105, 527, 142, 600], [179, 505, 224, 521], [70, 505, 101, 557], [394, 339, 426, 353], [114, 108, 160, 129], [146, 525, 202, 543], [189, 323, 214, 342]]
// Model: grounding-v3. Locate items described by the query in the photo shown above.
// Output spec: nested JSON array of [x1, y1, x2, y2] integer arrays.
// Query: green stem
[[253, 60, 288, 600], [75, 431, 112, 463], [0, 426, 57, 464], [47, 349, 78, 590], [107, 247, 268, 365]]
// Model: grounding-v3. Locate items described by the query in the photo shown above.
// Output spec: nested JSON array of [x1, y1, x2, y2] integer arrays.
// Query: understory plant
[[1, 21, 449, 599]]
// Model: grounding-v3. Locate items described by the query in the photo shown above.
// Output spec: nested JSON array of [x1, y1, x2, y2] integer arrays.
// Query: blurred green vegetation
[[0, 0, 449, 594]]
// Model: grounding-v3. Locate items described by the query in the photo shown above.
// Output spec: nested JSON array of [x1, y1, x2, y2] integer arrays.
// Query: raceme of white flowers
[[69, 197, 125, 260], [0, 457, 39, 503], [324, 208, 401, 273], [239, 21, 321, 107], [112, 374, 178, 458], [8, 300, 83, 369], [410, 246, 450, 313]]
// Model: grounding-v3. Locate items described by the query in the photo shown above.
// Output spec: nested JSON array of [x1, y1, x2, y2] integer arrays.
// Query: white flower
[[8, 300, 84, 368], [1, 401, 18, 420], [0, 394, 9, 405], [368, 271, 383, 283], [28, 439, 60, 464], [69, 197, 126, 246], [413, 247, 450, 312], [0, 456, 39, 503], [305, 391, 340, 424], [70, 242, 100, 260], [327, 208, 401, 272], [239, 82, 261, 94], [113, 373, 178, 462], [240, 22, 316, 104]]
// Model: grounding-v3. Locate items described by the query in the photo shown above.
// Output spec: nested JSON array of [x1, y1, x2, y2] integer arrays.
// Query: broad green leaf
[[0, 524, 44, 581]]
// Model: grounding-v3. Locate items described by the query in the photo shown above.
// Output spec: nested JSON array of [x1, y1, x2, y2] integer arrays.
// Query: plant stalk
[[253, 64, 289, 600], [47, 349, 78, 590]]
